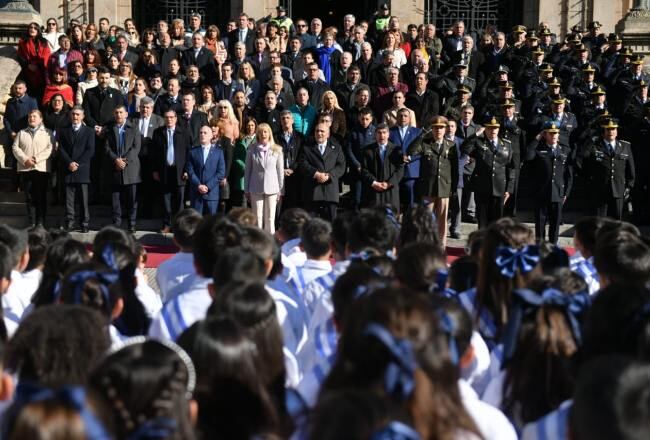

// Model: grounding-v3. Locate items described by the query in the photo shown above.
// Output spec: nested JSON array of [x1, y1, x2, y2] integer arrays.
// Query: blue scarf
[[316, 45, 337, 84]]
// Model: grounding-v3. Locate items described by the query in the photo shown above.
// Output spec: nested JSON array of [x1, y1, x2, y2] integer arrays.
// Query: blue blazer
[[389, 126, 422, 179], [186, 146, 226, 201]]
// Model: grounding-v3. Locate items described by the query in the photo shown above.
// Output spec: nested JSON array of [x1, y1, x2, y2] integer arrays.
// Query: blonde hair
[[237, 61, 256, 81], [214, 100, 239, 125], [321, 90, 343, 111], [255, 123, 282, 154]]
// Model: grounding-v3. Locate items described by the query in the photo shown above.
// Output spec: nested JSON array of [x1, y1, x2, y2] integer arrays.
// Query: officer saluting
[[525, 121, 573, 244], [579, 118, 635, 220], [461, 117, 516, 228], [408, 115, 459, 246]]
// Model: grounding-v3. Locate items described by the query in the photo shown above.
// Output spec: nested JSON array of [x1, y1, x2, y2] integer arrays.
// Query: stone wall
[[0, 46, 22, 166]]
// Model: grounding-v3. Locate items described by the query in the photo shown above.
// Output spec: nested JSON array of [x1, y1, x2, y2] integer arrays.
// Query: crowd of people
[[1, 4, 650, 439], [5, 4, 649, 242]]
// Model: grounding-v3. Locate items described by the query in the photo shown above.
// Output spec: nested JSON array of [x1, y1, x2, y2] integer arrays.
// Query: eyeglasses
[[297, 24, 307, 28], [47, 22, 56, 26]]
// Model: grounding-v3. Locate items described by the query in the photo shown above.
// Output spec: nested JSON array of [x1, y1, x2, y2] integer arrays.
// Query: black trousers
[[594, 196, 624, 220], [461, 174, 476, 218], [504, 168, 520, 218], [310, 201, 337, 222], [111, 184, 137, 228], [449, 188, 463, 233], [65, 183, 89, 227], [475, 194, 504, 229], [162, 183, 185, 227], [534, 200, 562, 244], [20, 171, 48, 225]]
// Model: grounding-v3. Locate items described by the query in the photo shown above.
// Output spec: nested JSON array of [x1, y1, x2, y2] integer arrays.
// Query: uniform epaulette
[[591, 136, 600, 142], [619, 139, 631, 146], [502, 138, 512, 143]]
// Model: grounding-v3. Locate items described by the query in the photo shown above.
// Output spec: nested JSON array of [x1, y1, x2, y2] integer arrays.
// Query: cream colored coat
[[12, 125, 53, 173]]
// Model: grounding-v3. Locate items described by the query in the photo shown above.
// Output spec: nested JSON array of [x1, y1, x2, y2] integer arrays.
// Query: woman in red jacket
[[17, 22, 51, 100], [42, 67, 74, 107]]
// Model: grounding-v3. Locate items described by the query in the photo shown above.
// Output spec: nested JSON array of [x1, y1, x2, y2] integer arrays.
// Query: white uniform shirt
[[156, 252, 195, 302]]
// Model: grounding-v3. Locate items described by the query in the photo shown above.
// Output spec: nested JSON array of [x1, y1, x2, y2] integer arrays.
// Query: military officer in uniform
[[540, 95, 578, 153], [407, 115, 459, 246], [525, 121, 573, 244], [499, 99, 527, 217], [461, 117, 516, 228], [579, 118, 635, 220]]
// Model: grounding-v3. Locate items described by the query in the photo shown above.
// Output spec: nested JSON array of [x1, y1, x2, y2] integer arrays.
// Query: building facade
[[34, 0, 637, 41]]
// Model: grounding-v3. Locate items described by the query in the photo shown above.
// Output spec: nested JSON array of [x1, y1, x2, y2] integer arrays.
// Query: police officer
[[408, 115, 459, 247], [526, 121, 573, 244], [579, 118, 635, 220], [540, 95, 578, 152], [499, 99, 527, 217], [461, 117, 516, 228]]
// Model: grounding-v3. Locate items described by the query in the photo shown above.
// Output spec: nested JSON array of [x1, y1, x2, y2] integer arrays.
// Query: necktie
[[118, 126, 125, 157], [167, 129, 174, 166], [609, 142, 615, 155], [437, 142, 443, 153], [185, 113, 191, 122], [240, 30, 245, 42], [319, 144, 326, 155], [492, 140, 498, 153], [195, 49, 200, 59], [380, 145, 386, 161]]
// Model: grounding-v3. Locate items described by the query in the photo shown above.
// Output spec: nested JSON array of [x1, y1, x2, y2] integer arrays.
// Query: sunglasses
[[47, 22, 56, 26], [297, 24, 307, 28]]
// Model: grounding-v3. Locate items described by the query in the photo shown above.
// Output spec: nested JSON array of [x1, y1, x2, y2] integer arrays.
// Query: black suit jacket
[[275, 130, 304, 171], [297, 140, 347, 203], [157, 46, 181, 77], [116, 49, 139, 66], [405, 89, 440, 128], [177, 110, 208, 145], [104, 121, 141, 185], [294, 78, 331, 108], [360, 142, 404, 209], [181, 47, 217, 78], [461, 135, 516, 197], [154, 93, 184, 116], [228, 28, 255, 56], [82, 87, 124, 127], [57, 125, 95, 184], [525, 140, 573, 202], [151, 125, 192, 186]]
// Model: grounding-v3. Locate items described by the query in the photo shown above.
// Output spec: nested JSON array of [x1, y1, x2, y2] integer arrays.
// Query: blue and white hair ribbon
[[495, 245, 540, 278]]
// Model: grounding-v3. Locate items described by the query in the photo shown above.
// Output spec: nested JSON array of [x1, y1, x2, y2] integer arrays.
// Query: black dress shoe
[[449, 231, 461, 239], [462, 216, 477, 224], [81, 226, 90, 233], [128, 226, 137, 234]]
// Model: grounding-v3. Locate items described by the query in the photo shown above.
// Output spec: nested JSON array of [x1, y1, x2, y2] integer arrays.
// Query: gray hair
[[140, 96, 154, 107], [71, 105, 84, 113], [382, 50, 395, 60]]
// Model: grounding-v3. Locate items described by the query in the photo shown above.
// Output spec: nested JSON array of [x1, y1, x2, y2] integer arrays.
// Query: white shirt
[[201, 144, 211, 164], [292, 259, 332, 294], [461, 331, 492, 397], [156, 252, 195, 302], [460, 379, 518, 440], [281, 238, 306, 268], [2, 270, 35, 335], [139, 116, 150, 138], [135, 268, 162, 319]]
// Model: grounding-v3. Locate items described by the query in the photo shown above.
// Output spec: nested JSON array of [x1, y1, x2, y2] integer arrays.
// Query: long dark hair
[[24, 22, 47, 52], [32, 238, 90, 308], [178, 316, 281, 439]]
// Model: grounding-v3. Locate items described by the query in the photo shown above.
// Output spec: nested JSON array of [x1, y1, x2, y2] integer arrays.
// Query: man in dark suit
[[131, 97, 164, 219], [334, 66, 368, 110], [157, 32, 180, 78], [361, 123, 404, 210], [247, 37, 272, 76], [275, 110, 304, 211], [405, 72, 440, 128], [389, 109, 421, 209], [58, 106, 95, 232], [297, 123, 347, 221], [449, 35, 485, 83], [3, 80, 38, 168], [461, 117, 516, 229], [154, 78, 183, 116], [177, 92, 208, 145], [295, 62, 331, 108], [152, 110, 191, 231], [525, 121, 573, 244], [256, 91, 283, 133], [228, 13, 255, 57], [457, 105, 480, 223], [578, 118, 635, 220], [114, 35, 139, 66], [186, 125, 226, 215], [105, 106, 141, 232], [83, 67, 125, 200], [181, 32, 216, 80]]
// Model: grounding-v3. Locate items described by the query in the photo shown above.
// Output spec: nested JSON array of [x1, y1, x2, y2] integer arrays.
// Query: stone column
[[618, 1, 650, 71]]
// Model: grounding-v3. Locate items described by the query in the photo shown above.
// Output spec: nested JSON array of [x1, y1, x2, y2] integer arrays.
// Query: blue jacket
[[186, 145, 226, 201], [290, 104, 317, 136], [389, 125, 422, 179], [4, 94, 38, 134]]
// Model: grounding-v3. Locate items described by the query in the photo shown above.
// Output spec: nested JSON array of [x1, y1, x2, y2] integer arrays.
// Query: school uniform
[[521, 400, 573, 440], [569, 251, 600, 295], [109, 324, 128, 350], [148, 275, 212, 341], [482, 370, 506, 414], [301, 260, 350, 315], [460, 379, 518, 440], [135, 268, 163, 319], [281, 238, 307, 269], [291, 260, 333, 294], [461, 331, 492, 397], [296, 347, 337, 408], [458, 287, 499, 350], [2, 270, 30, 336], [155, 252, 195, 302], [20, 269, 42, 299]]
